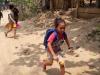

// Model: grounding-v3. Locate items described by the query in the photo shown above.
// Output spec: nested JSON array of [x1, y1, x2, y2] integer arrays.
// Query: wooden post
[[63, 0, 68, 10], [50, 0, 52, 10], [96, 0, 100, 8], [59, 0, 64, 9], [76, 0, 79, 18], [71, 0, 74, 8]]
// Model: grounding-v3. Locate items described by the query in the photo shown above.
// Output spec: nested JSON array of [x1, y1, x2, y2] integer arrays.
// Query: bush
[[10, 0, 38, 20]]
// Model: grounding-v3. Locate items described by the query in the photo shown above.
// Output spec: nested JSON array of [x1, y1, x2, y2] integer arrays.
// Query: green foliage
[[10, 0, 38, 20], [0, 0, 4, 4]]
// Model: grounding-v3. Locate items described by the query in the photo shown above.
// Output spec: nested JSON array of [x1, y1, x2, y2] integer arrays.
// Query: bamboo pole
[[50, 0, 53, 10], [76, 0, 79, 18]]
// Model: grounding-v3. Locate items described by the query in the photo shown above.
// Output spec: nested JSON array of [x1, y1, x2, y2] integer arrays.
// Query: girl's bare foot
[[4, 32, 7, 37], [38, 60, 46, 71], [13, 36, 17, 39], [14, 37, 17, 39], [43, 64, 46, 71], [42, 60, 46, 71]]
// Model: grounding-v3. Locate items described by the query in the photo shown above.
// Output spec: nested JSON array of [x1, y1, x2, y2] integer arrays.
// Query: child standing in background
[[5, 4, 17, 39]]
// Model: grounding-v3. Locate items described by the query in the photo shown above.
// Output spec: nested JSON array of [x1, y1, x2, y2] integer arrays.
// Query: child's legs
[[13, 27, 17, 38], [43, 52, 53, 70], [7, 28, 12, 33], [60, 64, 65, 75], [5, 23, 13, 34], [44, 52, 53, 65], [43, 58, 53, 66], [57, 53, 65, 75], [12, 23, 17, 38], [5, 27, 12, 37]]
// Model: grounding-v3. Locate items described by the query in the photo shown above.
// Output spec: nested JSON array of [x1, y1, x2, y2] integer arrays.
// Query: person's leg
[[5, 23, 12, 37], [43, 59, 53, 70], [5, 28, 12, 37], [13, 27, 17, 39], [58, 54, 65, 75], [43, 52, 53, 71], [13, 23, 17, 39], [60, 64, 65, 75]]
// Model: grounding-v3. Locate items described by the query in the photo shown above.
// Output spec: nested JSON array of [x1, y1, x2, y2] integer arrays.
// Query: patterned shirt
[[47, 32, 66, 53]]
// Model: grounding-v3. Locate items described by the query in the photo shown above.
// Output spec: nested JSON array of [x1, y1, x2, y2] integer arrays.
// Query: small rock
[[15, 47, 18, 49], [22, 48, 31, 55], [88, 63, 96, 69], [20, 44, 23, 46], [80, 51, 83, 52], [75, 46, 80, 49], [75, 54, 79, 57]]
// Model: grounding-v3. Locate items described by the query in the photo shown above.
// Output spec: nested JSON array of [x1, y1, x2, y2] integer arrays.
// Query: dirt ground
[[0, 10, 100, 75]]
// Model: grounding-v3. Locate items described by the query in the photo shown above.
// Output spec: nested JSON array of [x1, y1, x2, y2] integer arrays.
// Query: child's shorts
[[47, 51, 65, 66], [5, 22, 17, 30]]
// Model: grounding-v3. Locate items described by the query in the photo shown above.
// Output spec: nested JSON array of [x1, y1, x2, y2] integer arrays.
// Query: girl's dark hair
[[12, 7, 19, 16], [8, 4, 14, 10], [54, 17, 66, 28], [12, 7, 19, 22]]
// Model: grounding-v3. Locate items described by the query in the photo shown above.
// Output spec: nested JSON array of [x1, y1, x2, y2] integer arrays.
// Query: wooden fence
[[78, 8, 100, 18]]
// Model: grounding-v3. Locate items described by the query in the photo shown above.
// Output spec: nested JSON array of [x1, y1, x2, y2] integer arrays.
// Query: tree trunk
[[63, 0, 68, 10], [96, 0, 100, 8], [76, 0, 79, 18], [71, 0, 76, 8], [50, 0, 64, 10], [79, 0, 84, 7], [68, 0, 71, 8], [42, 0, 73, 10]]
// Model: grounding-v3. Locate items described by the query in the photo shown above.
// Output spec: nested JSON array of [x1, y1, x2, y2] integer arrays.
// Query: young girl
[[5, 4, 17, 39], [43, 17, 72, 75]]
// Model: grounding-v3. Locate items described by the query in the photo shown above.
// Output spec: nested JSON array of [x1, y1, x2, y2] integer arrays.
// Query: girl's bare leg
[[5, 28, 12, 37], [13, 28, 17, 39], [60, 64, 65, 75], [43, 59, 53, 71]]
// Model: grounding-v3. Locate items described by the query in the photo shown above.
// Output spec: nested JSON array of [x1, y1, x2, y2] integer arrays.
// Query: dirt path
[[0, 11, 100, 75]]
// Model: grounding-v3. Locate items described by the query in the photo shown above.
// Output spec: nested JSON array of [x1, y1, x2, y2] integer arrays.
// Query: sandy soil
[[0, 10, 100, 75]]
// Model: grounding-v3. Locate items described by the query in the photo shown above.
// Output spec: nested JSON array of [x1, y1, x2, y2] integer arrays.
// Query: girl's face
[[56, 22, 66, 33]]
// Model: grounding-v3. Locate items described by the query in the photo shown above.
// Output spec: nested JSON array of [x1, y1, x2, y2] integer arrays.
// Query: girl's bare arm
[[48, 42, 56, 57], [65, 36, 71, 49], [9, 14, 15, 23]]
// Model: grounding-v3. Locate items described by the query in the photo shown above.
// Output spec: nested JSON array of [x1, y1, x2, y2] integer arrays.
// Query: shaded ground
[[0, 10, 100, 75]]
